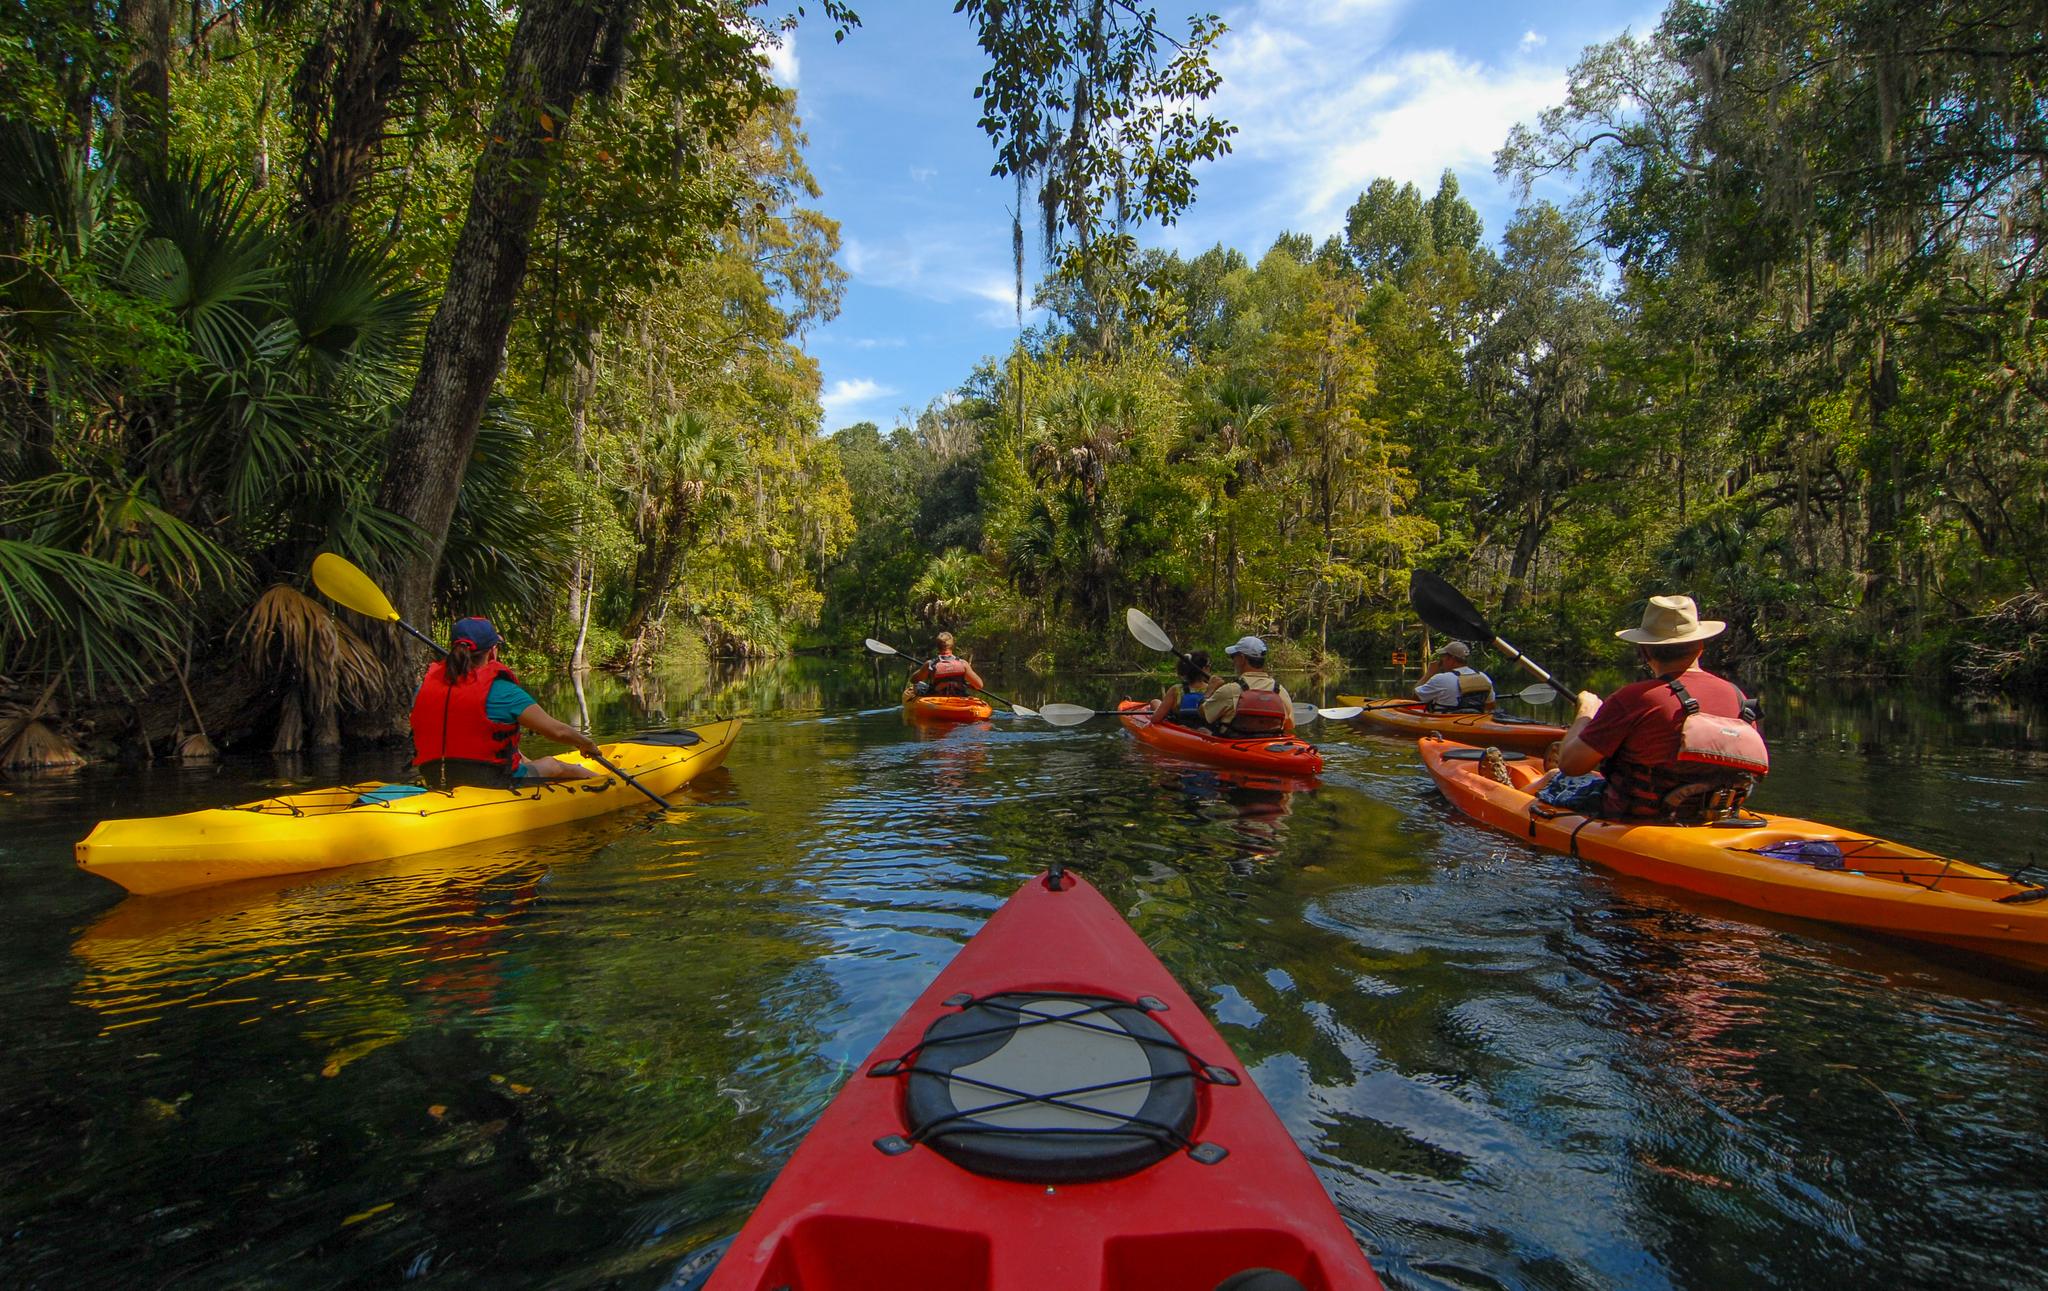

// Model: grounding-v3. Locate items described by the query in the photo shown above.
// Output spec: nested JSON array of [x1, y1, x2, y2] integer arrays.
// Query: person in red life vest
[[907, 631, 985, 699], [410, 616, 603, 789], [1554, 595, 1769, 821], [1201, 636, 1295, 735]]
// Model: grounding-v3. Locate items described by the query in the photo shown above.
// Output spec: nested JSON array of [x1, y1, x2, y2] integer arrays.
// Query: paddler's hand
[[1575, 690, 1602, 720], [570, 731, 603, 759]]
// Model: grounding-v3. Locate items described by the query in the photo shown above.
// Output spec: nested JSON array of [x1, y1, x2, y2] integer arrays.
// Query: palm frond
[[0, 539, 179, 695], [234, 583, 384, 711]]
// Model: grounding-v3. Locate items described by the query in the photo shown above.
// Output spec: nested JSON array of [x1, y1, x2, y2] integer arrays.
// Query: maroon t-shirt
[[1579, 667, 1753, 815]]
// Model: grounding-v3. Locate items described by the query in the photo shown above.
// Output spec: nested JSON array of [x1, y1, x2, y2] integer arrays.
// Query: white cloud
[[846, 336, 907, 350], [1187, 0, 1572, 243], [841, 231, 1044, 328], [1521, 29, 1547, 50], [910, 166, 937, 184], [820, 377, 896, 425], [760, 34, 798, 86]]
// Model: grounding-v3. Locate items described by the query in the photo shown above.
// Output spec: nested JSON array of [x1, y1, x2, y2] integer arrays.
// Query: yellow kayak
[[74, 720, 742, 897]]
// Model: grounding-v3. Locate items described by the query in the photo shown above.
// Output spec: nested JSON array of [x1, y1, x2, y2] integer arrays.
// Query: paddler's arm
[[1555, 691, 1605, 776], [518, 704, 602, 759], [964, 663, 986, 690]]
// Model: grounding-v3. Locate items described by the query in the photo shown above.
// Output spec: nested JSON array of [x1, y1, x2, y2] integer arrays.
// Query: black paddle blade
[[619, 729, 702, 747], [1409, 570, 1492, 641]]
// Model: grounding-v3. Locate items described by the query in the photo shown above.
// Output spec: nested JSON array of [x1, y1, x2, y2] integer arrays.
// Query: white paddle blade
[[1318, 705, 1365, 721], [863, 638, 901, 657], [1517, 684, 1560, 705], [1036, 703, 1099, 727], [1124, 608, 1175, 654], [1291, 702, 1320, 725], [1006, 702, 1040, 718]]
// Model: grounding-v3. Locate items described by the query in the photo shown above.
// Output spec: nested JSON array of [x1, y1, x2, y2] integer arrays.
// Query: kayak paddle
[[311, 551, 677, 810], [1032, 701, 1359, 727], [1125, 609, 1349, 723], [1407, 570, 1576, 697], [863, 638, 1040, 718], [1343, 682, 1562, 709]]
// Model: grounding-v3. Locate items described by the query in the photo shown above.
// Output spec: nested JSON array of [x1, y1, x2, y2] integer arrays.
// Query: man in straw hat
[[1554, 595, 1766, 821]]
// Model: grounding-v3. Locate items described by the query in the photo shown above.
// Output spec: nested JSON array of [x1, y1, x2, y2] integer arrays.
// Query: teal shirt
[[486, 677, 537, 725]]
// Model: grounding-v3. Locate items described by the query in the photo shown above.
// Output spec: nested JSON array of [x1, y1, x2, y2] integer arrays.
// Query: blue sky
[[770, 0, 1664, 430]]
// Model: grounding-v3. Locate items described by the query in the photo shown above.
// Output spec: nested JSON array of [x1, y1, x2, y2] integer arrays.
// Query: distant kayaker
[[1413, 640, 1495, 712], [411, 616, 602, 789], [1202, 636, 1295, 734], [1152, 650, 1216, 727], [1554, 595, 1768, 821], [909, 631, 984, 698]]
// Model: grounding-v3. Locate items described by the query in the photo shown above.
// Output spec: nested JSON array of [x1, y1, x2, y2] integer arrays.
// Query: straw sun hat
[[1615, 595, 1725, 645]]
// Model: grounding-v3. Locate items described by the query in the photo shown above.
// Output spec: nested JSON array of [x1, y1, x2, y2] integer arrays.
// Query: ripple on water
[[2, 684, 2046, 1289]]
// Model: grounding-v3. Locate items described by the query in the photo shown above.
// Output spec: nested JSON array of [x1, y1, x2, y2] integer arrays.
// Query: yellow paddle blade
[[311, 552, 400, 623]]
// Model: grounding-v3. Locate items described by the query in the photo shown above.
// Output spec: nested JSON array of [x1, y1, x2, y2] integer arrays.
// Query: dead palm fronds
[[235, 584, 385, 747]]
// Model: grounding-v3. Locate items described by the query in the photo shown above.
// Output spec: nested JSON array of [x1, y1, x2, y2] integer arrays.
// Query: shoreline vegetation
[[5, 0, 2046, 768]]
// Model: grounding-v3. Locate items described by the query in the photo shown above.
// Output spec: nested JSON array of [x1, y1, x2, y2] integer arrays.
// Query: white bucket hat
[[1616, 595, 1725, 645]]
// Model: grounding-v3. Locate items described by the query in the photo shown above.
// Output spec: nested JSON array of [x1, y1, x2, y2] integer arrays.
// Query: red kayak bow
[[700, 868, 1381, 1290]]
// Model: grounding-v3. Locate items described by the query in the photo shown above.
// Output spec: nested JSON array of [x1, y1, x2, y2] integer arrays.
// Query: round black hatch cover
[[899, 992, 1199, 1183]]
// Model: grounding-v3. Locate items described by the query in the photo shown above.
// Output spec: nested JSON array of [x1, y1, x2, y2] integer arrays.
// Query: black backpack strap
[[1666, 678, 1700, 716]]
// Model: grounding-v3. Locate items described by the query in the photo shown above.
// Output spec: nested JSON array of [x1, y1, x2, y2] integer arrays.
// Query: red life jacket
[[1226, 677, 1289, 735], [411, 658, 522, 781], [929, 653, 971, 697], [1605, 677, 1766, 822]]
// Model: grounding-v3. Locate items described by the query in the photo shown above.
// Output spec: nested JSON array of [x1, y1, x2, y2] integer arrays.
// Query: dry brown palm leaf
[[176, 729, 218, 761], [1, 717, 84, 769], [236, 584, 385, 713], [0, 672, 85, 770]]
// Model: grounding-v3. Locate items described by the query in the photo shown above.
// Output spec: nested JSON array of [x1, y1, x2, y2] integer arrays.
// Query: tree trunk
[[113, 0, 173, 175], [364, 0, 620, 732], [1498, 508, 1546, 615], [294, 0, 419, 234]]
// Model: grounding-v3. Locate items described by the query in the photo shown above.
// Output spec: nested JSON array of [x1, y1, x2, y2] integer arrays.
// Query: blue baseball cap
[[451, 617, 503, 652]]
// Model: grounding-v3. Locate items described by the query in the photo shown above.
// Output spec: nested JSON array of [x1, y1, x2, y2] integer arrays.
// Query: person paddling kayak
[[1414, 639, 1496, 712], [1202, 636, 1294, 735], [907, 631, 984, 698], [410, 617, 602, 789], [1554, 595, 1769, 821], [1150, 650, 1216, 727]]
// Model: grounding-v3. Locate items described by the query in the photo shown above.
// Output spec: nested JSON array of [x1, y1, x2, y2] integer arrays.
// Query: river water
[[3, 661, 2046, 1289]]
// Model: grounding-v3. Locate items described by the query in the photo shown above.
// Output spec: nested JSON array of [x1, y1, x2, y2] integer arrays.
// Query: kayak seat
[[354, 784, 431, 807], [1215, 1271, 1310, 1291], [1439, 748, 1529, 762], [875, 991, 1235, 1184]]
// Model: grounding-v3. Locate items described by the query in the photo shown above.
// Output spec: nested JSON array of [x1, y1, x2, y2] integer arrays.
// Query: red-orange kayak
[[1420, 735, 2048, 969], [904, 691, 994, 723], [1117, 701, 1322, 778], [699, 869, 1383, 1289], [1339, 696, 1564, 753]]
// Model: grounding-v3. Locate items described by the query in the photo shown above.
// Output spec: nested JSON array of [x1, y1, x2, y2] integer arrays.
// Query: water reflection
[[0, 660, 2044, 1289]]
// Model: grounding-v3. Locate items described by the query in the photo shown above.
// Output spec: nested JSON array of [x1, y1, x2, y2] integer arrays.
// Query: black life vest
[[411, 657, 522, 787]]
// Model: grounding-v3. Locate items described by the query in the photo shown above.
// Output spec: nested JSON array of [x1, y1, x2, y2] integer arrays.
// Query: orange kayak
[[1117, 701, 1322, 778], [1340, 695, 1564, 753], [903, 691, 994, 723], [1420, 735, 2048, 969]]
